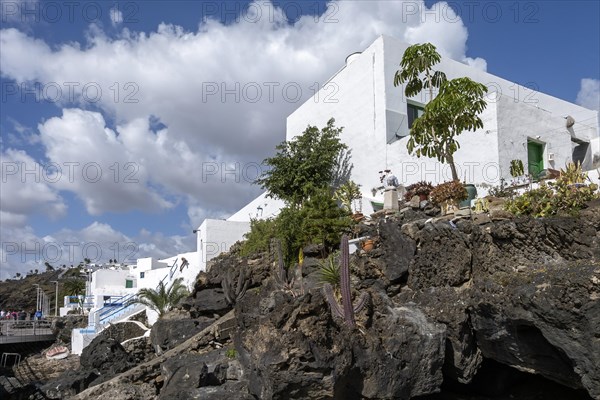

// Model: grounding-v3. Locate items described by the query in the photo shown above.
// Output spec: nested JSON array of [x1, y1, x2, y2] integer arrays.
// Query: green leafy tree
[[302, 187, 353, 254], [133, 277, 189, 318], [394, 43, 447, 102], [63, 278, 87, 313], [255, 118, 348, 207], [395, 43, 488, 181]]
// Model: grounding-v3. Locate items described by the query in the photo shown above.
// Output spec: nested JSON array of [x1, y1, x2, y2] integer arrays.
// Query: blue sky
[[1, 0, 599, 279]]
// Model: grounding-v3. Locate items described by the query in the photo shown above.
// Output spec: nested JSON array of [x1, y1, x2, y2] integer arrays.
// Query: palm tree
[[133, 278, 189, 318], [63, 278, 86, 313], [63, 278, 86, 296]]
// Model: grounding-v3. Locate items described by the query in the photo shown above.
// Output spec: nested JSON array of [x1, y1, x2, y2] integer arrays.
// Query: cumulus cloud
[[37, 108, 174, 215], [576, 78, 600, 111], [0, 148, 67, 223], [0, 221, 195, 280]]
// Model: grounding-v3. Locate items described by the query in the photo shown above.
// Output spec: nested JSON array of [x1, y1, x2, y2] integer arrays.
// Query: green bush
[[225, 348, 237, 359], [240, 189, 351, 264], [504, 183, 554, 217], [240, 218, 277, 257], [505, 165, 599, 217]]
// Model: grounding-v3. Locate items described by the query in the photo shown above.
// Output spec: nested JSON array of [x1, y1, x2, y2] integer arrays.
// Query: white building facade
[[286, 35, 599, 198]]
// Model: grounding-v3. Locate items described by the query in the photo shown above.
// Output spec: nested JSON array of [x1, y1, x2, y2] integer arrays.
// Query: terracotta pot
[[362, 239, 374, 252], [352, 212, 364, 222]]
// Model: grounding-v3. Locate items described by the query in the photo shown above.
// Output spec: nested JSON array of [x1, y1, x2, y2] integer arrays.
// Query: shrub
[[505, 163, 599, 217], [430, 180, 468, 205], [241, 190, 351, 264], [488, 178, 515, 198], [318, 252, 340, 289], [504, 183, 555, 217], [240, 218, 278, 257], [225, 348, 237, 359]]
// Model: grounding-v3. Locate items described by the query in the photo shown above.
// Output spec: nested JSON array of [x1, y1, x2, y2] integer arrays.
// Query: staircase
[[76, 257, 187, 345], [86, 293, 146, 333]]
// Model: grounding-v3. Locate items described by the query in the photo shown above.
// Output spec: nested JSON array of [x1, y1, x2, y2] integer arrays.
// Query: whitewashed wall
[[158, 250, 201, 290], [287, 35, 599, 195], [197, 219, 250, 271]]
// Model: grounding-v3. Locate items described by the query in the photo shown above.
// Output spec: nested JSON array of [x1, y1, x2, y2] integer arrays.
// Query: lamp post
[[51, 281, 59, 317], [33, 284, 40, 313]]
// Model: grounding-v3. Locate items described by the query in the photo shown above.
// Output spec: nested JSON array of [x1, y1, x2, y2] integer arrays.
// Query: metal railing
[[83, 258, 185, 336], [0, 320, 53, 337]]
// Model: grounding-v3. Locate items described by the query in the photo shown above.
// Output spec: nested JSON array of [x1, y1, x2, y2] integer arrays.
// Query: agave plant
[[318, 252, 340, 291]]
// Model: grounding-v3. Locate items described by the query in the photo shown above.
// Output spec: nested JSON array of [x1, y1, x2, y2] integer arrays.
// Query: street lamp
[[33, 284, 40, 313], [50, 281, 59, 317]]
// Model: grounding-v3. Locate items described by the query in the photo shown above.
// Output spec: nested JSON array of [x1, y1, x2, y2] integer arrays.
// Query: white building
[[192, 34, 600, 274], [287, 35, 599, 202]]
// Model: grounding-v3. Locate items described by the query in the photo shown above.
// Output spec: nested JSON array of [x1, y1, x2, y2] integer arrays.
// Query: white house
[[286, 35, 599, 201], [191, 34, 600, 280]]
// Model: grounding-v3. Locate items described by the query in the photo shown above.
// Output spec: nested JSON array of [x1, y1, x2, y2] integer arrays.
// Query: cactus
[[323, 235, 369, 326], [222, 267, 249, 306], [272, 239, 296, 295]]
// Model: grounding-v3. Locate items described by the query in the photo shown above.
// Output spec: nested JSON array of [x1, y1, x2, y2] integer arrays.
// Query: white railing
[[83, 258, 186, 336]]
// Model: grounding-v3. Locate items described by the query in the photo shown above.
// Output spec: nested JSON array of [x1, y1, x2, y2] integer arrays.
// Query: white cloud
[[37, 108, 174, 215], [576, 78, 600, 111], [0, 148, 67, 223], [0, 221, 195, 280]]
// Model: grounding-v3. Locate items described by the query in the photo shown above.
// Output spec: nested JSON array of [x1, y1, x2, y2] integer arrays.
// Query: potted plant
[[430, 181, 468, 215], [361, 238, 375, 252], [509, 159, 527, 185], [404, 181, 434, 202]]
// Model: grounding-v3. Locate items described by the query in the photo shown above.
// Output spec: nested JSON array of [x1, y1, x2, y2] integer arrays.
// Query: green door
[[527, 141, 544, 179]]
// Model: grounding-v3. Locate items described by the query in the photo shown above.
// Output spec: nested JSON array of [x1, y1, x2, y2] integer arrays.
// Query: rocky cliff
[[40, 205, 600, 399]]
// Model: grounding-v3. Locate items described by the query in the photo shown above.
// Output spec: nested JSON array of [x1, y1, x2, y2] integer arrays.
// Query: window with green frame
[[407, 102, 425, 129], [125, 279, 133, 288]]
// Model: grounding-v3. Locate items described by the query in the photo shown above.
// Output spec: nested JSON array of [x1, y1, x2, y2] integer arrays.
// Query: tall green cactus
[[323, 235, 368, 326]]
